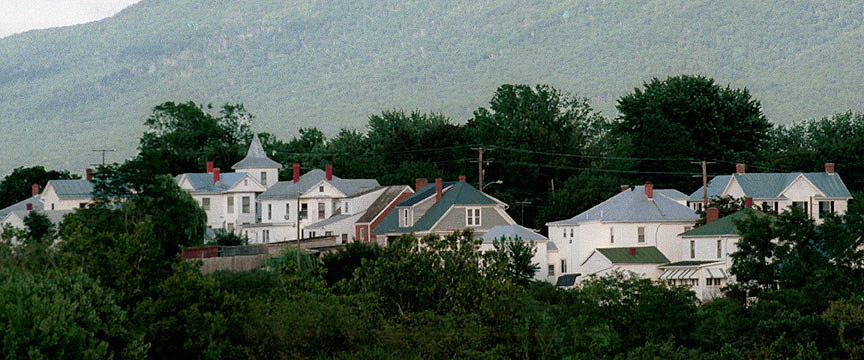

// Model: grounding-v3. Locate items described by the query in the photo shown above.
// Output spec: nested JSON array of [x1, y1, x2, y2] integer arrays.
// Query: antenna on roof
[[91, 148, 116, 166]]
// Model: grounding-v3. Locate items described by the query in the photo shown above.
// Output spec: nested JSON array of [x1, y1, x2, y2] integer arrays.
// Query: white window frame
[[201, 197, 210, 211], [242, 196, 251, 214], [260, 171, 267, 186], [716, 239, 722, 258], [400, 208, 411, 227], [690, 240, 696, 259], [227, 196, 234, 214], [638, 226, 645, 243], [466, 207, 481, 227]]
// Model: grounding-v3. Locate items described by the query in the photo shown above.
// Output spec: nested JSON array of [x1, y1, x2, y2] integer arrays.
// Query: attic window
[[319, 186, 324, 192]]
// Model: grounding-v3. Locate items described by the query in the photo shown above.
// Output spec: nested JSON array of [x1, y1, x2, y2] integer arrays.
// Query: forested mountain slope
[[1, 0, 862, 174]]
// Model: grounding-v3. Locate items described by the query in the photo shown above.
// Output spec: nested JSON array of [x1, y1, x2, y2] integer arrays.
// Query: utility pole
[[471, 147, 487, 192], [691, 161, 716, 209], [91, 148, 115, 166], [515, 201, 531, 225]]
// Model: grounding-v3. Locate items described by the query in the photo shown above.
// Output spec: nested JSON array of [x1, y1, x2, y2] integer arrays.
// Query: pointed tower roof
[[231, 134, 282, 170]]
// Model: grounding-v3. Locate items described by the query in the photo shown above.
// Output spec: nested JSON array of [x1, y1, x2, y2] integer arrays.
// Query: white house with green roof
[[40, 179, 95, 210], [372, 178, 516, 245], [546, 183, 699, 280], [687, 163, 851, 223], [668, 208, 766, 300], [580, 246, 670, 280]]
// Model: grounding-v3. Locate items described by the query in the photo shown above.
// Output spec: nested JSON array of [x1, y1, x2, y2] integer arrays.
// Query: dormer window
[[466, 207, 481, 227], [400, 208, 411, 227], [261, 172, 267, 186]]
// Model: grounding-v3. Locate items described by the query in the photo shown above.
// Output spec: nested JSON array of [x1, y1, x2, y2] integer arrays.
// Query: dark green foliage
[[22, 211, 54, 244], [0, 165, 77, 208], [137, 101, 253, 176], [614, 75, 772, 190], [0, 267, 146, 360], [694, 195, 746, 226], [320, 241, 382, 286], [212, 231, 247, 246]]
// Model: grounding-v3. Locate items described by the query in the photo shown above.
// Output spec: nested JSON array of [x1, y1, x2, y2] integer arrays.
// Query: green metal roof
[[679, 209, 762, 237], [49, 179, 94, 199], [373, 181, 498, 234], [595, 246, 669, 264]]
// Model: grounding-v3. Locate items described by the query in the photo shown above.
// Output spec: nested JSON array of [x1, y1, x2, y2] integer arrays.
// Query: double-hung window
[[466, 208, 481, 226], [260, 172, 267, 186], [819, 201, 835, 218], [201, 197, 210, 210], [242, 196, 250, 214], [227, 197, 234, 214], [267, 204, 272, 220], [318, 202, 326, 219], [638, 227, 645, 243]]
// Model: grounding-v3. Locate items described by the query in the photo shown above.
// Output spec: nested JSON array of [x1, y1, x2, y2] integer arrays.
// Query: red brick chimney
[[206, 161, 214, 173], [213, 168, 221, 183], [326, 164, 333, 181], [458, 175, 466, 182], [435, 178, 443, 201], [745, 197, 753, 208], [415, 178, 428, 191], [86, 168, 93, 181], [31, 183, 39, 196], [644, 182, 653, 199], [736, 163, 746, 174], [629, 247, 636, 256], [26, 203, 33, 211], [706, 207, 719, 224], [620, 185, 630, 192], [825, 162, 835, 174], [293, 163, 300, 183]]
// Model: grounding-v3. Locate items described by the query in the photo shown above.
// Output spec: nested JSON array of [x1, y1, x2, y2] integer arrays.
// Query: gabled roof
[[257, 169, 380, 200], [357, 185, 413, 223], [547, 186, 698, 226], [688, 172, 852, 201], [231, 134, 282, 170], [0, 194, 43, 218], [680, 208, 764, 237], [398, 181, 457, 206], [373, 181, 502, 234], [47, 179, 94, 199], [175, 172, 249, 193], [593, 246, 669, 264], [481, 224, 548, 243], [3, 210, 73, 225]]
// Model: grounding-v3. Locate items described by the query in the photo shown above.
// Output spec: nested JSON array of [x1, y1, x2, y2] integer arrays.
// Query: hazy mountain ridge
[[1, 0, 862, 174]]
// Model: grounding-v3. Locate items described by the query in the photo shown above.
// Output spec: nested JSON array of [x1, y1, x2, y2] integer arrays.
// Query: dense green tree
[[320, 241, 382, 286], [0, 165, 78, 208], [22, 211, 54, 244], [136, 101, 254, 176], [614, 75, 772, 190]]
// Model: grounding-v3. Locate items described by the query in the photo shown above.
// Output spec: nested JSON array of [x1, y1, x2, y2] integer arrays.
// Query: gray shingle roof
[[688, 172, 852, 201], [547, 185, 699, 226], [357, 185, 412, 224], [231, 134, 282, 170], [175, 172, 248, 193], [4, 210, 73, 225], [547, 241, 559, 251], [48, 180, 94, 199], [373, 181, 500, 234], [257, 169, 380, 200], [481, 224, 548, 243], [0, 195, 43, 218]]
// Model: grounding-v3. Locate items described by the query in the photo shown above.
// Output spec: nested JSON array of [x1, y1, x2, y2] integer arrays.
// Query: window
[[696, 203, 703, 211], [286, 203, 290, 219], [570, 228, 574, 237], [563, 229, 566, 238], [260, 172, 267, 186], [717, 239, 722, 258], [242, 196, 250, 214], [263, 229, 269, 243], [319, 186, 324, 192], [325, 231, 333, 236], [560, 259, 567, 273], [227, 223, 234, 232], [244, 179, 248, 186], [400, 208, 410, 227], [548, 264, 555, 276], [341, 234, 348, 244], [51, 203, 54, 210], [466, 208, 481, 226], [310, 231, 316, 237], [359, 227, 367, 242], [300, 203, 308, 219], [267, 204, 272, 220], [610, 227, 614, 244], [819, 201, 835, 218], [318, 202, 325, 219], [202, 197, 210, 210], [774, 202, 779, 213], [792, 201, 808, 216], [344, 202, 349, 214], [80, 202, 87, 209], [638, 227, 645, 243], [690, 240, 695, 259], [227, 197, 234, 214]]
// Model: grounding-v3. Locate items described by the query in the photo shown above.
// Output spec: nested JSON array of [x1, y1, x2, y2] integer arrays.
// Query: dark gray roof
[[481, 224, 548, 243], [231, 134, 282, 170], [547, 185, 698, 225], [0, 195, 43, 218], [48, 180, 94, 199], [689, 172, 852, 201], [556, 274, 579, 287], [357, 185, 412, 223], [257, 169, 379, 200], [175, 172, 248, 193]]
